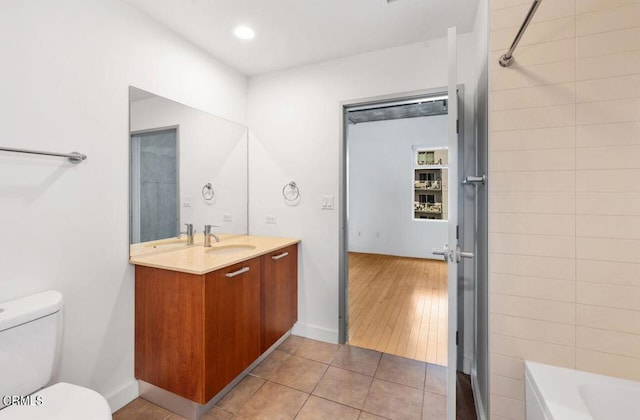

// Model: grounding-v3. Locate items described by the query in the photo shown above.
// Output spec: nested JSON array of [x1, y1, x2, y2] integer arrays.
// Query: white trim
[[291, 322, 339, 344], [106, 378, 139, 413]]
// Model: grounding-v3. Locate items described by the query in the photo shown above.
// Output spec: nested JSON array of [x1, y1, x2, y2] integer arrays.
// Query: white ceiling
[[124, 0, 479, 76]]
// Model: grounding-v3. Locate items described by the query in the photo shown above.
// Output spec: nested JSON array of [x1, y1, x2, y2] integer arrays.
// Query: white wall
[[0, 0, 246, 412], [248, 35, 477, 342], [347, 115, 448, 258]]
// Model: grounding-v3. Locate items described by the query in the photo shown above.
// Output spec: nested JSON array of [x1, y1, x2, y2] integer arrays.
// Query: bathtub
[[525, 361, 640, 420]]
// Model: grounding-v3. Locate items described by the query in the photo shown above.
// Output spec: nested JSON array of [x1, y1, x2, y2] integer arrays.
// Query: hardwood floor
[[348, 252, 448, 366]]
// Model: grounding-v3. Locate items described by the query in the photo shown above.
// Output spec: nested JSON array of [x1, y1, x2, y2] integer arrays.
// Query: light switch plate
[[321, 195, 334, 210], [223, 214, 232, 222], [181, 196, 192, 208]]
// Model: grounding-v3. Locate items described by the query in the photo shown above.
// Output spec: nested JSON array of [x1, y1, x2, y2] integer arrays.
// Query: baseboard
[[105, 378, 139, 413], [471, 372, 487, 420], [347, 248, 441, 260], [291, 322, 339, 344]]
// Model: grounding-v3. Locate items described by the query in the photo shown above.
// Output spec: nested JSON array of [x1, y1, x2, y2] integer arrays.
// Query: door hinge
[[456, 119, 459, 134], [456, 331, 459, 346], [456, 225, 459, 240]]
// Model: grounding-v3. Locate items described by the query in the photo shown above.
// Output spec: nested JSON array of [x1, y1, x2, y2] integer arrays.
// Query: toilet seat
[[0, 382, 111, 420]]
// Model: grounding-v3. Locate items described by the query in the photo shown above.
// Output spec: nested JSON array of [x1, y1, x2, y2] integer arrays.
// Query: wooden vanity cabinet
[[261, 244, 298, 353], [204, 258, 261, 399], [135, 258, 262, 404], [135, 242, 299, 406]]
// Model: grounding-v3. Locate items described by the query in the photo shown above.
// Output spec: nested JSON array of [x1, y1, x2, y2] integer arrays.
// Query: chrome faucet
[[204, 224, 220, 247], [178, 223, 195, 245]]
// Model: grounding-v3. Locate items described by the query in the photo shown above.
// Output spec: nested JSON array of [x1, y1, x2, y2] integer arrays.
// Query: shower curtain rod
[[0, 146, 87, 164], [499, 0, 542, 67]]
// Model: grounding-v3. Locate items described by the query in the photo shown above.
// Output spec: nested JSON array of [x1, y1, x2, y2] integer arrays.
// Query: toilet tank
[[0, 291, 63, 407]]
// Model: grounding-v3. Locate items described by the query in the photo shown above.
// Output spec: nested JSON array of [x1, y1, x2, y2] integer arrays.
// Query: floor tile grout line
[[308, 393, 366, 414], [292, 386, 312, 420], [221, 375, 267, 417], [308, 360, 331, 396], [361, 372, 376, 415], [360, 351, 387, 415], [312, 362, 375, 411]]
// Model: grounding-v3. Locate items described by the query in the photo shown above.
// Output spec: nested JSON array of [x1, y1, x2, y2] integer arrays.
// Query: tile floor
[[114, 335, 447, 420]]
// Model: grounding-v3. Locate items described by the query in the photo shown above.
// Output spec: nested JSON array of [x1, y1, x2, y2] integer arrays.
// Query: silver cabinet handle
[[225, 267, 250, 278], [272, 252, 289, 260]]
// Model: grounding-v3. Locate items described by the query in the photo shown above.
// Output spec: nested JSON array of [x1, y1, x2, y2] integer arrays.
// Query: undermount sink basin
[[205, 244, 256, 255], [144, 238, 188, 249]]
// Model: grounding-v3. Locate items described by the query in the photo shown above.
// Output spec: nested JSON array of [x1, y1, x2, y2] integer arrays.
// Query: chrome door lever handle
[[432, 244, 450, 261], [462, 174, 486, 185], [454, 244, 474, 263]]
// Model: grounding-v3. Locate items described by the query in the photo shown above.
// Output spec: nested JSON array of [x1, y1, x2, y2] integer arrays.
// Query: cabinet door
[[261, 244, 298, 352], [205, 257, 261, 400], [135, 266, 206, 403]]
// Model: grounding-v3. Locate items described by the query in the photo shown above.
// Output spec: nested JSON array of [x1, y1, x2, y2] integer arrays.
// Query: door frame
[[129, 125, 181, 243], [338, 85, 465, 344], [339, 86, 466, 420]]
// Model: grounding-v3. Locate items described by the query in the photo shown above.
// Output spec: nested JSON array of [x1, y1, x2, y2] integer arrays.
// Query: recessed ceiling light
[[234, 26, 255, 40]]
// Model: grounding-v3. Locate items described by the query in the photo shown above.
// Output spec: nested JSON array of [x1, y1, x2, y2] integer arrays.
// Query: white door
[[433, 26, 474, 420]]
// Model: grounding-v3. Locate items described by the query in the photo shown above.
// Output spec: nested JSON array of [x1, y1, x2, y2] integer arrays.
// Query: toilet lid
[[0, 382, 112, 420]]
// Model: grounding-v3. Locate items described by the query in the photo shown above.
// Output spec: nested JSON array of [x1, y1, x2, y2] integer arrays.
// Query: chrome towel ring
[[202, 183, 215, 200], [282, 181, 300, 201]]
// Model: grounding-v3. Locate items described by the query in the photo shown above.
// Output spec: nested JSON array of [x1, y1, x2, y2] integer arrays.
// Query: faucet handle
[[178, 223, 195, 238], [203, 224, 221, 246]]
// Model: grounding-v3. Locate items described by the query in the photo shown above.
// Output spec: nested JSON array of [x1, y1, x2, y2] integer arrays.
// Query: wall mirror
[[129, 87, 248, 257]]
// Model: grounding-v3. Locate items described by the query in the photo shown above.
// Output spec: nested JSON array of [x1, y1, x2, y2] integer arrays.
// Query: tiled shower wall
[[488, 0, 640, 419]]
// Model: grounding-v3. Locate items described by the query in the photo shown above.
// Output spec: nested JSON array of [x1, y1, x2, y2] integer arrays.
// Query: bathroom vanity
[[126, 87, 298, 418], [130, 236, 299, 417]]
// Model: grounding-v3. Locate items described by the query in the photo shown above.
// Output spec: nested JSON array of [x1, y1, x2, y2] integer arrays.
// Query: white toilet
[[0, 290, 112, 419]]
